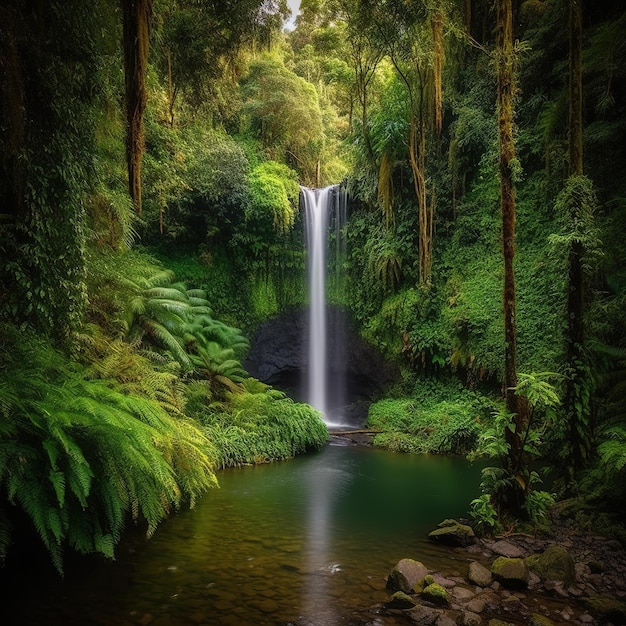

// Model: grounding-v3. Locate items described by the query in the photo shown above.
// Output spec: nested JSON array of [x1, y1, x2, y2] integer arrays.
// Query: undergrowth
[[367, 378, 496, 455], [190, 380, 329, 467]]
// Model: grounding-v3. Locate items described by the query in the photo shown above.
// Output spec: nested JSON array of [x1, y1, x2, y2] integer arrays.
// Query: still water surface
[[4, 443, 485, 625]]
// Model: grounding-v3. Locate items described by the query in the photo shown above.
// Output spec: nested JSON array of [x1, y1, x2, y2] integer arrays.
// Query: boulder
[[407, 605, 442, 625], [452, 586, 476, 602], [491, 540, 524, 558], [386, 591, 417, 609], [429, 520, 476, 547], [462, 611, 482, 626], [491, 557, 529, 589], [387, 558, 430, 594], [468, 561, 493, 587], [436, 615, 457, 626], [525, 545, 576, 587], [580, 594, 626, 623], [421, 583, 449, 607]]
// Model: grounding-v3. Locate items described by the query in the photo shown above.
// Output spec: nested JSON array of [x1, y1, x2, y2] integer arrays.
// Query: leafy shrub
[[194, 383, 328, 468], [366, 380, 493, 455], [0, 324, 217, 572]]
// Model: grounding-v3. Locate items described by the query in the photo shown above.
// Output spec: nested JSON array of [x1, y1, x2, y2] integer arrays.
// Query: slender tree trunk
[[122, 0, 152, 216], [166, 47, 178, 128], [409, 116, 431, 285], [569, 0, 583, 178], [432, 8, 444, 136], [565, 0, 589, 472], [496, 0, 526, 484]]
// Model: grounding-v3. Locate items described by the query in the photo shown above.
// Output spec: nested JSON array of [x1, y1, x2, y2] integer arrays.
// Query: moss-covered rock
[[580, 594, 626, 623], [385, 591, 417, 609], [468, 561, 493, 587], [428, 520, 476, 547], [421, 582, 449, 606], [386, 558, 430, 594], [491, 557, 529, 589], [525, 545, 576, 586]]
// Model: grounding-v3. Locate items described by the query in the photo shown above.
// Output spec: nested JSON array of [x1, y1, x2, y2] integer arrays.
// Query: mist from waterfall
[[301, 184, 347, 426]]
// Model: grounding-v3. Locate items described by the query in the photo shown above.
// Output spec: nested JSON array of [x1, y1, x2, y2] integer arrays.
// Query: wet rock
[[488, 620, 515, 626], [543, 580, 569, 598], [407, 605, 442, 625], [452, 586, 476, 602], [529, 614, 555, 626], [468, 561, 493, 587], [461, 611, 482, 626], [491, 540, 525, 558], [244, 307, 399, 415], [387, 558, 430, 594], [491, 557, 529, 589], [428, 520, 476, 547], [525, 545, 576, 587], [421, 583, 450, 607], [436, 614, 457, 626], [432, 574, 457, 589], [386, 591, 417, 609], [527, 571, 541, 589], [580, 594, 626, 623], [466, 591, 501, 614]]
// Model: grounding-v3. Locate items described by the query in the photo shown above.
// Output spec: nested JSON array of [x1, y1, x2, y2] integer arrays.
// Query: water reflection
[[302, 444, 354, 623], [1, 444, 485, 625]]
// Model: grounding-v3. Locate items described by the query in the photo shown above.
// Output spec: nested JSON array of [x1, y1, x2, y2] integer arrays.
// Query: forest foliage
[[1, 0, 626, 565]]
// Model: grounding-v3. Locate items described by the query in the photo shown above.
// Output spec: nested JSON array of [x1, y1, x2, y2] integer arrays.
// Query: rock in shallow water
[[468, 561, 493, 587], [387, 558, 430, 594], [428, 520, 476, 547], [491, 557, 529, 589]]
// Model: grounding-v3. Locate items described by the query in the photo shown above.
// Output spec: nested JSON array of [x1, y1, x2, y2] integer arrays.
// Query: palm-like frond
[[0, 324, 217, 572]]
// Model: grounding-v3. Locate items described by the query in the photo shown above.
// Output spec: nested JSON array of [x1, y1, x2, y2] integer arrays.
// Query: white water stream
[[301, 185, 346, 426]]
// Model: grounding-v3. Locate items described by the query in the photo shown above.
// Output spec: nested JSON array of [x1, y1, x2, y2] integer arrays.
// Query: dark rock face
[[243, 306, 399, 425]]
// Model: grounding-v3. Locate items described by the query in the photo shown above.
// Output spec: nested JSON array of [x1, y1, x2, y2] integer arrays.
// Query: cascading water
[[301, 184, 347, 426]]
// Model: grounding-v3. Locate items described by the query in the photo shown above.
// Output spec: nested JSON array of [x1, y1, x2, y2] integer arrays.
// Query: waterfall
[[301, 184, 347, 426]]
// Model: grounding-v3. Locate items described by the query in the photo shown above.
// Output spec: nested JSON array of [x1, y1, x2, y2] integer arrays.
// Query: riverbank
[[376, 514, 626, 625]]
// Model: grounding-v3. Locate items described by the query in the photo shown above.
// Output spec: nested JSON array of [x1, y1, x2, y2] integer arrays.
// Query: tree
[[241, 54, 324, 183], [122, 0, 152, 215], [562, 0, 594, 474], [496, 0, 527, 503], [153, 0, 289, 126], [364, 0, 454, 285], [0, 0, 99, 340]]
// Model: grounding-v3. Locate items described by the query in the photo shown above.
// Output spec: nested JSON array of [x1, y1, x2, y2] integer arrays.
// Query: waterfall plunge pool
[[3, 443, 485, 625]]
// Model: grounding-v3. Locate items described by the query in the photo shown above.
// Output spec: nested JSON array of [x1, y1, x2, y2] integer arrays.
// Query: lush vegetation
[[1, 0, 626, 569]]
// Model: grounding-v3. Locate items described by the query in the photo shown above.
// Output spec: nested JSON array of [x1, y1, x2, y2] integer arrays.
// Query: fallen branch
[[330, 429, 382, 435]]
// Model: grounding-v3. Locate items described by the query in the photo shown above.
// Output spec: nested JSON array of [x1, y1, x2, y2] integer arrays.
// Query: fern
[[0, 323, 217, 572], [196, 386, 328, 468]]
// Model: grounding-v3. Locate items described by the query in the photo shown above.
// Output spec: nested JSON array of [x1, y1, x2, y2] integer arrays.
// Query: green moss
[[491, 557, 529, 588], [525, 545, 575, 586], [421, 583, 449, 606], [386, 591, 417, 609], [581, 595, 626, 623]]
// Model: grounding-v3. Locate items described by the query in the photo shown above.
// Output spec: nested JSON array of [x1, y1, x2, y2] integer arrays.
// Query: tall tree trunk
[[565, 0, 589, 472], [122, 0, 152, 216], [496, 0, 526, 487], [432, 8, 444, 136]]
